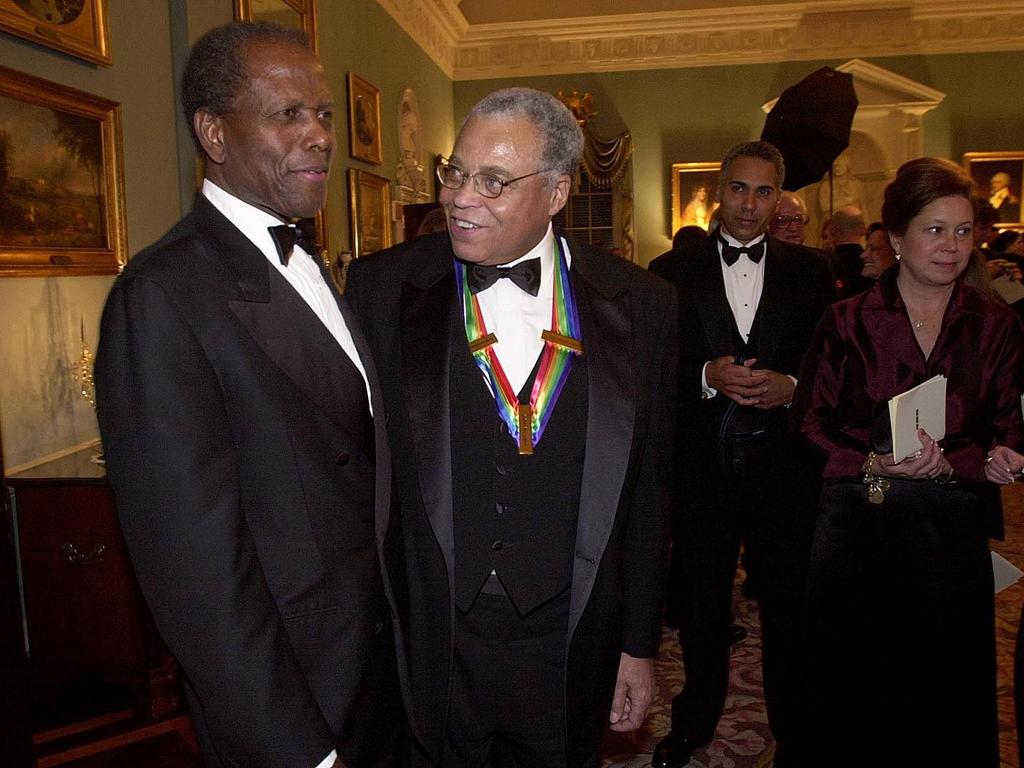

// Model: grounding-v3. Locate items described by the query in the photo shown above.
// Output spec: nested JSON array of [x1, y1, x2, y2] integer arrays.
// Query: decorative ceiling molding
[[376, 0, 1024, 81]]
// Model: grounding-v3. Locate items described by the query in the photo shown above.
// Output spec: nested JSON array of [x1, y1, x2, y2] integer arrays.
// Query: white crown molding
[[376, 0, 1024, 81]]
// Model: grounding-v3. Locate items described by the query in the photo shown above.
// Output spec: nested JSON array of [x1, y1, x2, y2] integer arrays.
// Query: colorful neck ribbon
[[454, 238, 584, 455]]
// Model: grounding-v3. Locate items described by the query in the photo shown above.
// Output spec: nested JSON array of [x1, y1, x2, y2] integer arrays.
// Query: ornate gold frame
[[671, 161, 721, 235], [0, 0, 110, 66], [963, 151, 1024, 228], [0, 65, 127, 277], [234, 0, 318, 50], [347, 72, 383, 166], [348, 169, 391, 259]]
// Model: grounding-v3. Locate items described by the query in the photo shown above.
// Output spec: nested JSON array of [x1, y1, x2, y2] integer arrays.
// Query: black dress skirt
[[800, 478, 998, 767]]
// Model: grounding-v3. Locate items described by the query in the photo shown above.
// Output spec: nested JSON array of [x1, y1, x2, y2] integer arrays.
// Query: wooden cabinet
[[7, 447, 197, 766]]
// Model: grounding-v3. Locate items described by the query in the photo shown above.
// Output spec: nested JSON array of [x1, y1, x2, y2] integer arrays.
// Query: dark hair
[[972, 195, 999, 228], [467, 88, 583, 178], [719, 141, 785, 193], [881, 157, 974, 235], [990, 230, 1021, 254], [181, 22, 310, 142], [673, 225, 709, 250], [866, 221, 885, 237]]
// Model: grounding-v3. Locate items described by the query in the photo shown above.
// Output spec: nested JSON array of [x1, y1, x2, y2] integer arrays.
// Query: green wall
[[454, 51, 1024, 266], [0, 0, 454, 469]]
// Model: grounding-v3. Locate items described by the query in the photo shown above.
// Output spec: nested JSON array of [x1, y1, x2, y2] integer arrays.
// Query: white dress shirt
[[701, 231, 767, 399], [203, 180, 372, 414], [471, 223, 572, 396]]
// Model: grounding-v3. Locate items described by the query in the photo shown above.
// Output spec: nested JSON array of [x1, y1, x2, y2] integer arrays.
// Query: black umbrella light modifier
[[761, 66, 858, 192]]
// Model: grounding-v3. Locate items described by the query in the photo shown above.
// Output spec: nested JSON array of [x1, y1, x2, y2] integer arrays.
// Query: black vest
[[450, 339, 588, 616]]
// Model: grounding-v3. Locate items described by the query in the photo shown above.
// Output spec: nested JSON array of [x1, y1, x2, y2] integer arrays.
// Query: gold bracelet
[[861, 451, 890, 504]]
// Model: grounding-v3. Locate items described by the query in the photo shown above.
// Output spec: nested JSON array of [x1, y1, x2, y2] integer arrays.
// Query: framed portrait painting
[[963, 152, 1024, 226], [671, 162, 721, 235], [0, 0, 110, 65], [348, 73, 382, 166], [233, 0, 318, 51], [348, 169, 391, 259], [0, 65, 127, 277]]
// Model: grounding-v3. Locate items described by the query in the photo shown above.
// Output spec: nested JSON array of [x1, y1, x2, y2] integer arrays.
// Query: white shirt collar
[[718, 228, 767, 249], [202, 179, 289, 265]]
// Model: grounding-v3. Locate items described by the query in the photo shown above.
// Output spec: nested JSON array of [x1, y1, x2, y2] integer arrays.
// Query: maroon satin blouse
[[791, 268, 1024, 482]]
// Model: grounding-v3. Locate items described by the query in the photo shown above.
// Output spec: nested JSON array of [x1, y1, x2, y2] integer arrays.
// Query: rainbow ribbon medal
[[455, 238, 584, 455]]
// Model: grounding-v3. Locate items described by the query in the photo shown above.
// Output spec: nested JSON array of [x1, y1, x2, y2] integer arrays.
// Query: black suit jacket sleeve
[[96, 274, 335, 767]]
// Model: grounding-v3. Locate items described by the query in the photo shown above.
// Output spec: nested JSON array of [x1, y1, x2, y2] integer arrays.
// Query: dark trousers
[[440, 588, 589, 768], [801, 481, 998, 767], [668, 451, 817, 762]]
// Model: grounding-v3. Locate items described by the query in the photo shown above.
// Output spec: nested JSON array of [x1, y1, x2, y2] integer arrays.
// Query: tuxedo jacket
[[345, 231, 677, 762], [95, 196, 406, 767], [649, 234, 836, 482]]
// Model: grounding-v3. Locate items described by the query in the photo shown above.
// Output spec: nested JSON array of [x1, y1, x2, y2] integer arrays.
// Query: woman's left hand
[[876, 428, 951, 480], [985, 445, 1024, 485]]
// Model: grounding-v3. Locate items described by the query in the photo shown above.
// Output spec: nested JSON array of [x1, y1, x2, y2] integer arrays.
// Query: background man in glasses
[[649, 141, 835, 768], [767, 191, 809, 245], [346, 87, 677, 767]]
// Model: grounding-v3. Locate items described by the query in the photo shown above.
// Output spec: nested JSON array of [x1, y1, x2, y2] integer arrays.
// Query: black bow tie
[[268, 219, 319, 265], [719, 236, 766, 267], [466, 258, 541, 296]]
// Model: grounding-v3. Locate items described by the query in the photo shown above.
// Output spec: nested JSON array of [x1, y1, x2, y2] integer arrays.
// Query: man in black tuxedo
[[345, 87, 676, 768], [94, 23, 403, 768], [649, 141, 835, 768]]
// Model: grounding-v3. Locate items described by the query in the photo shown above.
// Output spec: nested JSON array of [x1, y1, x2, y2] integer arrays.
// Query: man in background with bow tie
[[345, 87, 676, 767], [95, 22, 403, 768], [649, 141, 835, 768]]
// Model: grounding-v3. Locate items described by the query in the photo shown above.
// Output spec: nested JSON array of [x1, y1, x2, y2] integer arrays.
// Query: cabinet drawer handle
[[62, 542, 106, 564]]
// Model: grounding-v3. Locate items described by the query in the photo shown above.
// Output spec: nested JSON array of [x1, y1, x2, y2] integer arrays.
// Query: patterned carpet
[[601, 483, 1024, 768]]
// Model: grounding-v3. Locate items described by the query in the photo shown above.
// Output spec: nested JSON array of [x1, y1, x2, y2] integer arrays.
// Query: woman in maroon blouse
[[791, 157, 1024, 766]]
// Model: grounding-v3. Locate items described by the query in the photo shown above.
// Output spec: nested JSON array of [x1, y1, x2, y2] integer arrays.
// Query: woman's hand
[[985, 446, 1024, 485], [875, 428, 951, 480]]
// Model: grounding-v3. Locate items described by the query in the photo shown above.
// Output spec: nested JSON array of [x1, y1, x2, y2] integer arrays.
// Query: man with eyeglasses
[[767, 191, 810, 245], [649, 141, 835, 768], [346, 87, 677, 767]]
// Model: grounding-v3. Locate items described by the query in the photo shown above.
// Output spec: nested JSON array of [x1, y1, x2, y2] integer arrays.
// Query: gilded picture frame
[[963, 151, 1024, 227], [233, 0, 318, 51], [0, 0, 110, 66], [671, 162, 721, 235], [0, 65, 127, 277], [348, 72, 382, 166], [348, 169, 391, 259]]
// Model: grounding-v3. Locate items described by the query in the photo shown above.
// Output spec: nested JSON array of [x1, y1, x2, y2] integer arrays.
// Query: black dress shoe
[[727, 622, 747, 645], [652, 732, 700, 768]]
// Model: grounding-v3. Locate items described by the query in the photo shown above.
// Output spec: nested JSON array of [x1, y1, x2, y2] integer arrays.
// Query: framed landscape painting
[[0, 65, 127, 277], [348, 169, 391, 259]]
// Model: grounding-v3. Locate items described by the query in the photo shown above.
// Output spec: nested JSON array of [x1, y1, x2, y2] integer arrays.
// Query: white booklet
[[992, 276, 1024, 305], [993, 551, 1024, 594], [888, 374, 947, 463]]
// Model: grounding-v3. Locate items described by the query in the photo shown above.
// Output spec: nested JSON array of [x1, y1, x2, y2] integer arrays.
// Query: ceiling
[[375, 0, 1024, 80]]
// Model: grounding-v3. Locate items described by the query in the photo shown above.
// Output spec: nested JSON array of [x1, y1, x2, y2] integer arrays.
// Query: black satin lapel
[[229, 269, 367, 441], [569, 268, 635, 630], [400, 272, 457, 568], [694, 244, 737, 356], [753, 242, 787, 365]]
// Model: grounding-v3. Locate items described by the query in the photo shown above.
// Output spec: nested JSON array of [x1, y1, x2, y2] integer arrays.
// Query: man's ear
[[194, 108, 226, 165], [548, 174, 572, 217]]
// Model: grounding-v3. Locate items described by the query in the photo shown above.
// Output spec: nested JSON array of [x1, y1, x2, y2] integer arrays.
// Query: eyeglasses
[[774, 214, 809, 227], [436, 158, 547, 199]]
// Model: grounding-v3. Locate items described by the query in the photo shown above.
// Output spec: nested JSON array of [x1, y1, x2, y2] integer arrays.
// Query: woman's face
[[860, 228, 897, 280], [890, 195, 973, 290]]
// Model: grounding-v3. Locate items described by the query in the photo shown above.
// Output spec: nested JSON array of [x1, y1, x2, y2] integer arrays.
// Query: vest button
[[495, 502, 505, 515], [498, 421, 508, 434], [491, 540, 504, 551], [335, 452, 351, 466], [496, 464, 509, 476]]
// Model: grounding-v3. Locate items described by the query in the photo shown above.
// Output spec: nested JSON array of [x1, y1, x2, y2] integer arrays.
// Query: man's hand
[[608, 653, 654, 732], [750, 369, 795, 410], [704, 356, 767, 406]]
